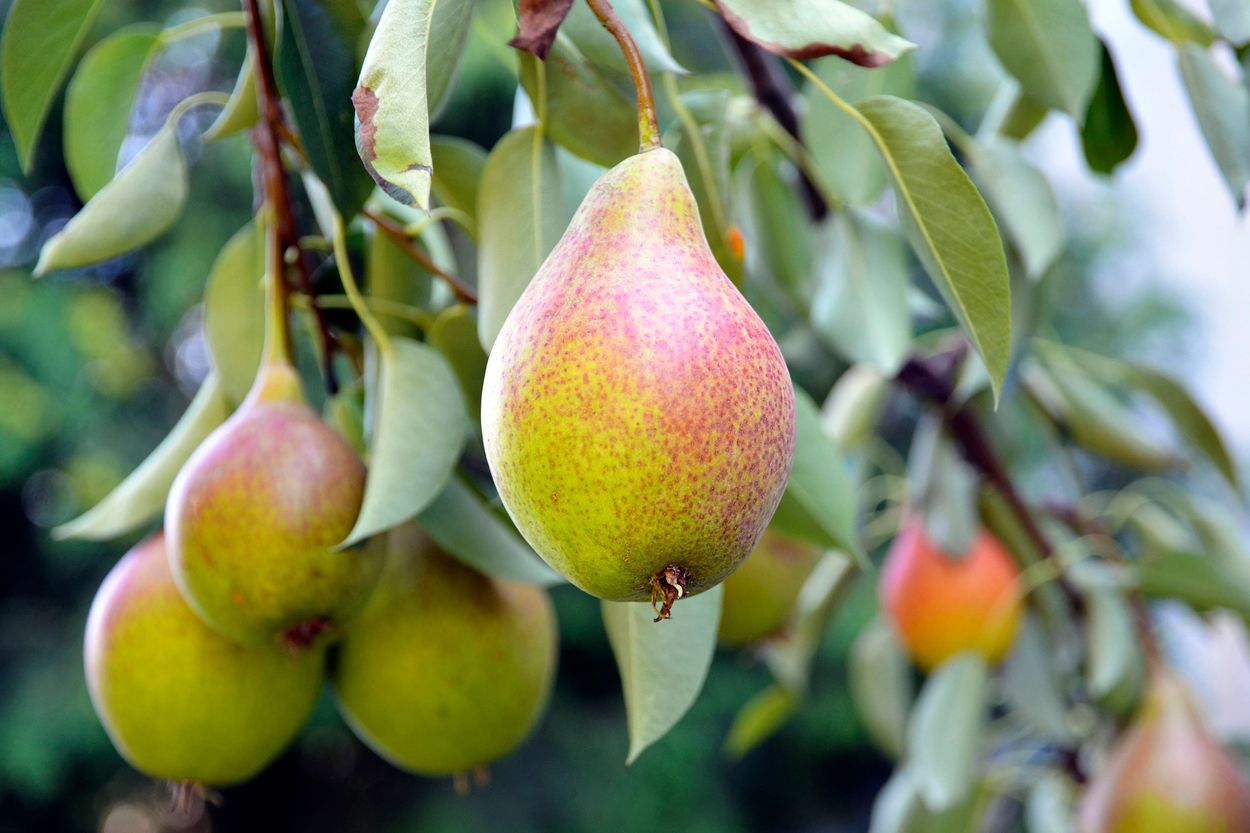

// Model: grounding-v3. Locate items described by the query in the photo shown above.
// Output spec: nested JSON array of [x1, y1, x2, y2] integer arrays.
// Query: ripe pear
[[1079, 669, 1250, 832], [332, 523, 557, 776], [482, 148, 796, 616], [718, 530, 822, 646], [880, 516, 1022, 670], [167, 363, 380, 647], [84, 533, 323, 785]]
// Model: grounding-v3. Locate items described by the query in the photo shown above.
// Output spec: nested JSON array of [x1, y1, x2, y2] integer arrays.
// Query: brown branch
[[362, 208, 478, 305], [585, 0, 662, 151]]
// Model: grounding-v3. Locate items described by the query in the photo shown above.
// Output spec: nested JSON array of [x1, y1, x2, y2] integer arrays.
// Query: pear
[[1079, 669, 1250, 832], [718, 530, 822, 646], [84, 533, 323, 785], [167, 363, 380, 647], [332, 523, 557, 776], [482, 148, 796, 617], [879, 516, 1022, 670]]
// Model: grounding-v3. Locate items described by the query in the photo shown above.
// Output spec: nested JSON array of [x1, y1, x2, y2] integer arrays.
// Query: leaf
[[427, 305, 488, 416], [417, 476, 562, 586], [0, 0, 108, 171], [970, 137, 1065, 279], [803, 52, 915, 206], [985, 0, 1099, 118], [849, 617, 913, 758], [993, 88, 1051, 141], [907, 653, 988, 812], [53, 374, 231, 540], [430, 135, 487, 221], [908, 413, 979, 557], [761, 554, 854, 694], [204, 51, 260, 140], [602, 585, 722, 764], [63, 26, 160, 200], [1177, 44, 1250, 209], [1002, 616, 1072, 743], [508, 0, 575, 59], [715, 0, 915, 67], [342, 337, 468, 546], [35, 122, 187, 275], [277, 0, 374, 217], [366, 225, 432, 339], [768, 388, 864, 564], [1081, 42, 1139, 175], [1136, 549, 1250, 623], [518, 37, 638, 168], [723, 685, 797, 760], [1082, 582, 1143, 706], [735, 148, 813, 306], [1210, 0, 1250, 43], [821, 362, 891, 450], [1131, 0, 1216, 45], [476, 126, 565, 350], [855, 96, 1013, 403], [1025, 772, 1077, 833], [560, 0, 684, 77], [810, 211, 911, 373], [203, 220, 266, 406], [424, 0, 476, 118]]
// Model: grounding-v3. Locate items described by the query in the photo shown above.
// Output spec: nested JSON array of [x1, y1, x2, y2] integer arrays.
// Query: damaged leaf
[[716, 0, 914, 68], [508, 0, 575, 59]]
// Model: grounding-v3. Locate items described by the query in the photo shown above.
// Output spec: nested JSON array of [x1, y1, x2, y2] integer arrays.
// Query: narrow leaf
[[849, 617, 913, 758], [821, 362, 890, 450], [1002, 616, 1073, 742], [53, 374, 230, 540], [1131, 0, 1217, 45], [1210, 0, 1250, 43], [716, 0, 915, 67], [1081, 42, 1139, 175], [971, 137, 1065, 279], [761, 554, 854, 694], [985, 0, 1099, 118], [1177, 44, 1250, 209], [203, 220, 265, 406], [204, 51, 260, 140], [35, 123, 187, 275], [602, 585, 722, 764], [430, 135, 487, 222], [1137, 549, 1250, 623], [723, 685, 797, 760], [560, 0, 684, 77], [427, 305, 488, 415], [907, 653, 988, 812], [1083, 583, 1143, 704], [736, 148, 813, 306], [909, 413, 980, 557], [343, 337, 468, 546], [508, 0, 575, 59]]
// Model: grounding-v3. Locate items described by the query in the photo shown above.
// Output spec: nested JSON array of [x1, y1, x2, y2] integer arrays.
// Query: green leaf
[[560, 0, 684, 77], [908, 413, 979, 557], [723, 684, 797, 760], [735, 148, 813, 306], [769, 388, 864, 564], [985, 0, 1099, 118], [427, 305, 488, 416], [803, 52, 915, 206], [855, 96, 1013, 403], [1082, 580, 1143, 707], [203, 220, 266, 406], [204, 51, 260, 141], [1082, 42, 1139, 175], [342, 337, 468, 546], [1002, 616, 1072, 743], [476, 126, 565, 350], [811, 211, 911, 373], [1131, 0, 1217, 45], [519, 37, 638, 168], [907, 653, 988, 812], [821, 362, 891, 450], [970, 137, 1065, 279], [991, 88, 1051, 141], [277, 0, 374, 217], [761, 554, 854, 694], [424, 0, 476, 118], [417, 476, 562, 586], [1, 0, 108, 171], [53, 374, 231, 540], [716, 0, 915, 67], [602, 585, 722, 764], [1210, 0, 1250, 43], [1136, 549, 1250, 623], [849, 617, 913, 758], [63, 26, 160, 200], [366, 224, 432, 339], [1178, 44, 1250, 209], [35, 122, 187, 275], [430, 135, 487, 222], [1025, 773, 1077, 833]]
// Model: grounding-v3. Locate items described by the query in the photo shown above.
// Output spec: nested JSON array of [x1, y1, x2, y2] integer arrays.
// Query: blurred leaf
[[1177, 44, 1250, 209], [736, 148, 813, 306], [855, 95, 1013, 403], [909, 413, 979, 557], [326, 380, 366, 454], [1209, 0, 1250, 43], [560, 0, 684, 76], [992, 88, 1050, 141], [63, 26, 159, 200], [870, 768, 990, 833], [425, 0, 476, 118], [1026, 772, 1077, 833], [519, 37, 637, 168], [0, 0, 107, 171], [811, 211, 911, 372], [367, 225, 432, 338], [761, 554, 854, 695], [716, 0, 915, 67], [203, 219, 265, 405], [723, 684, 797, 760], [1002, 616, 1072, 742], [35, 122, 187, 274], [1082, 42, 1138, 175], [1131, 0, 1217, 45], [850, 617, 913, 758], [769, 388, 864, 564], [417, 476, 562, 585], [427, 305, 488, 416], [971, 137, 1065, 279], [343, 337, 467, 546], [430, 135, 487, 222], [476, 126, 565, 350], [985, 0, 1099, 118], [908, 653, 988, 812], [602, 584, 722, 764], [1136, 549, 1250, 623], [821, 362, 890, 450], [204, 51, 260, 140], [278, 0, 373, 216], [54, 374, 230, 540], [1078, 569, 1144, 707]]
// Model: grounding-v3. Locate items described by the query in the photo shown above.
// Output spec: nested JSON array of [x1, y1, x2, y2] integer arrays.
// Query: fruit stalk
[[584, 0, 662, 151]]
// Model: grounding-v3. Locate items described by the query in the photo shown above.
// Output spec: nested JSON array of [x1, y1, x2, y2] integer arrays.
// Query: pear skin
[[167, 364, 379, 647], [880, 517, 1022, 670], [482, 148, 796, 612], [718, 530, 822, 646], [84, 533, 323, 785], [332, 524, 557, 776]]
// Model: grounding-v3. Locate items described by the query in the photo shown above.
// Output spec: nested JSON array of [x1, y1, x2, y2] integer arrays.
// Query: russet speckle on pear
[[482, 148, 796, 612], [332, 523, 557, 777], [166, 364, 380, 648], [84, 533, 324, 786]]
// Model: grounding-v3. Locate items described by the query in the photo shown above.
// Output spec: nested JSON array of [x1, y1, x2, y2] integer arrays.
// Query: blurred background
[[1, 0, 1246, 830]]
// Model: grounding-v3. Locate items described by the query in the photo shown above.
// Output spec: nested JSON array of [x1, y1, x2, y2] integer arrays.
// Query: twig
[[585, 0, 662, 151], [362, 208, 478, 305]]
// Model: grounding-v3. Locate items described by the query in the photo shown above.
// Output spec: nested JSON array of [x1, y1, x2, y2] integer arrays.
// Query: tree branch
[[362, 208, 479, 305]]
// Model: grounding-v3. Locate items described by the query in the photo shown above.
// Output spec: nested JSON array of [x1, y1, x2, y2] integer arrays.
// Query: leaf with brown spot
[[508, 0, 575, 59], [715, 0, 914, 68]]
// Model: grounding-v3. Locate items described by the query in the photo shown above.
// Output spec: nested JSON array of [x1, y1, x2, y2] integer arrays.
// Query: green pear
[[482, 148, 796, 617], [718, 530, 822, 646], [166, 363, 381, 647], [333, 524, 557, 776], [1079, 668, 1250, 832], [84, 533, 323, 785]]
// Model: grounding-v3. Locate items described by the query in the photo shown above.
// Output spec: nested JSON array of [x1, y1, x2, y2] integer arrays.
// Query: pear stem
[[584, 0, 662, 152]]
